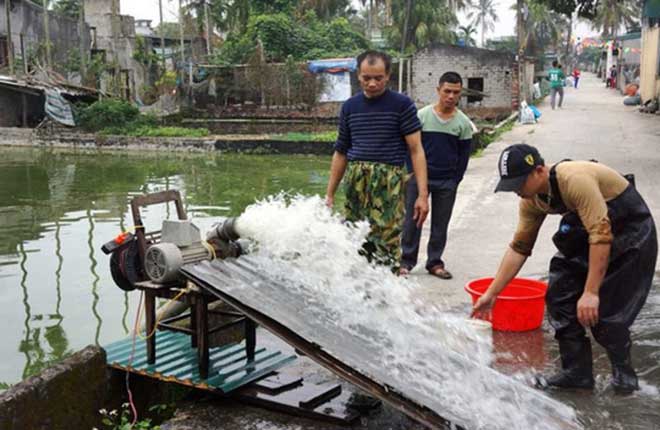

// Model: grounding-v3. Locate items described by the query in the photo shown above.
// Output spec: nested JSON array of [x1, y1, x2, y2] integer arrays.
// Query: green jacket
[[547, 68, 565, 89]]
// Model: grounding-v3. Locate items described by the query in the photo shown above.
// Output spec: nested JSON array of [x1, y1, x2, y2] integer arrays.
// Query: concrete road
[[412, 72, 660, 309]]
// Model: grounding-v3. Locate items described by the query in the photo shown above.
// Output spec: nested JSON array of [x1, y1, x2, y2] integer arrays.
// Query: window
[[467, 77, 484, 104]]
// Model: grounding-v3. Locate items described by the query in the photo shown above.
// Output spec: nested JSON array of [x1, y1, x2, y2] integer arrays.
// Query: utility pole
[[111, 0, 121, 96], [204, 0, 212, 56], [564, 14, 573, 62], [399, 0, 412, 93], [367, 0, 373, 41], [43, 0, 52, 70], [179, 0, 185, 66], [516, 0, 524, 106], [79, 0, 87, 79], [159, 0, 166, 71], [5, 0, 14, 75]]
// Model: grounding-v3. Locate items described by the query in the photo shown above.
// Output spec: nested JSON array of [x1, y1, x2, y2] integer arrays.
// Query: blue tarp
[[308, 58, 357, 74], [45, 89, 75, 127]]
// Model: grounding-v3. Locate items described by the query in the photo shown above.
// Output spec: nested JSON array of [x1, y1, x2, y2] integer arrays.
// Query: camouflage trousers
[[344, 161, 407, 270]]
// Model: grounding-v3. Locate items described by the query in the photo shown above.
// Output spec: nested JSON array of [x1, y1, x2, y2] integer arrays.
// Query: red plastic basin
[[465, 277, 548, 332]]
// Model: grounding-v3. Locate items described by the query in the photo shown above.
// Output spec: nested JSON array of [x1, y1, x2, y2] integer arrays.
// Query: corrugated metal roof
[[0, 75, 100, 98], [104, 331, 296, 393]]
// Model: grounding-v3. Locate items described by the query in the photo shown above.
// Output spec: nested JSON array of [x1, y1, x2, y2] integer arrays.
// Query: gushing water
[[232, 194, 581, 430]]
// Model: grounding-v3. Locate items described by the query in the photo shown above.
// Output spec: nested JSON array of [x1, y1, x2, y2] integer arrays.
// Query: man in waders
[[325, 50, 429, 270], [472, 144, 657, 393]]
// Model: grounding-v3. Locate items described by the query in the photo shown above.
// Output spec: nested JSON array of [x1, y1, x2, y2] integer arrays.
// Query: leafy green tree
[[209, 0, 251, 33], [535, 0, 597, 19], [217, 9, 368, 64], [591, 0, 641, 37], [385, 0, 458, 53], [510, 0, 567, 56], [458, 23, 477, 46], [251, 0, 299, 14], [52, 0, 80, 18], [468, 0, 498, 47], [296, 0, 353, 19]]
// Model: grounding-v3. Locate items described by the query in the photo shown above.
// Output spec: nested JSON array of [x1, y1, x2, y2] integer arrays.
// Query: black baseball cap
[[494, 144, 544, 193]]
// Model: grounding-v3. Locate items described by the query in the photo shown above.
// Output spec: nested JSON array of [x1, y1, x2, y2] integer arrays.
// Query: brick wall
[[412, 44, 516, 110]]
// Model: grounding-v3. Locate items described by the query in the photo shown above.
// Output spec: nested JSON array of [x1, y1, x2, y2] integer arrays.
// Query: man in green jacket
[[547, 60, 565, 110]]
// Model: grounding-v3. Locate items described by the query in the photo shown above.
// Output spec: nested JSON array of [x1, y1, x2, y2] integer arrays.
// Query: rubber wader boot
[[608, 342, 639, 394], [537, 338, 595, 390]]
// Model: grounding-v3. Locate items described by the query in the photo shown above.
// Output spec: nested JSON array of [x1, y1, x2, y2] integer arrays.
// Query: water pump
[[103, 217, 244, 289]]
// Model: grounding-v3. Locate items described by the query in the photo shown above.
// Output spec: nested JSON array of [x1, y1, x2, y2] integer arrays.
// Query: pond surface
[[0, 147, 330, 387]]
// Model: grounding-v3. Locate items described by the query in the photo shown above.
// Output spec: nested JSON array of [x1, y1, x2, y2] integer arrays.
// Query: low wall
[[180, 119, 337, 135], [0, 344, 192, 430], [0, 128, 335, 155], [0, 346, 107, 430]]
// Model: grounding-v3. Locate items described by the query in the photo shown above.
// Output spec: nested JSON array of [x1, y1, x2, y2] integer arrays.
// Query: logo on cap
[[500, 151, 510, 176], [524, 154, 534, 166]]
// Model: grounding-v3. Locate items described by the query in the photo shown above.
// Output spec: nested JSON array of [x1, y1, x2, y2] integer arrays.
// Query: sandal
[[428, 265, 453, 279]]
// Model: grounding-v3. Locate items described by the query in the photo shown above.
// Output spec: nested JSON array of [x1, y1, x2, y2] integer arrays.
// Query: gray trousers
[[401, 176, 458, 271], [550, 87, 564, 109]]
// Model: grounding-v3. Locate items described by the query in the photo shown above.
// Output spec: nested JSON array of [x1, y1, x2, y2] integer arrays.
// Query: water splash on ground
[[231, 194, 581, 430]]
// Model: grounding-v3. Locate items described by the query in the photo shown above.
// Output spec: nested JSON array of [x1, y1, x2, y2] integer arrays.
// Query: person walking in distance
[[547, 60, 565, 109], [572, 67, 581, 89]]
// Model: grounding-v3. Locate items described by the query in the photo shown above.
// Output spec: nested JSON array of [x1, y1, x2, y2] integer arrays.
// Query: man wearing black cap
[[472, 144, 657, 394]]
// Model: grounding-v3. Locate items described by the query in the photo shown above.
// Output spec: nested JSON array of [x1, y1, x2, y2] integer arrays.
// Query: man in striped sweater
[[325, 51, 429, 270]]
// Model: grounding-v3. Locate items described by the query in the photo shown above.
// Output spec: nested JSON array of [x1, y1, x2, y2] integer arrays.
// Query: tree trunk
[[481, 19, 485, 47], [43, 0, 51, 69], [5, 0, 14, 75], [204, 0, 212, 56], [400, 0, 412, 54]]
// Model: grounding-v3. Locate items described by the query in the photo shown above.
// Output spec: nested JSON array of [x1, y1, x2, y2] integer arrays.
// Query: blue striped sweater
[[334, 90, 422, 167]]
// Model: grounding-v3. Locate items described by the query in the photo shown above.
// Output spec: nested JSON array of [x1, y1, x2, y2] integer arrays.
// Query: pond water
[[0, 146, 658, 430], [0, 147, 330, 387]]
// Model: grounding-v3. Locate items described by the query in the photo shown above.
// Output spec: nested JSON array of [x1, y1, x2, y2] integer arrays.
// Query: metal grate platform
[[104, 331, 296, 393]]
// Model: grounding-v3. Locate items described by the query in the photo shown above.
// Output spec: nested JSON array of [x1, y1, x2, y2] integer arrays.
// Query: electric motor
[[144, 242, 213, 284]]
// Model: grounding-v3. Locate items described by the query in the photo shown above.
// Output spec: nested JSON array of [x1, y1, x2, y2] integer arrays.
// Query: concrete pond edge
[[0, 128, 335, 155]]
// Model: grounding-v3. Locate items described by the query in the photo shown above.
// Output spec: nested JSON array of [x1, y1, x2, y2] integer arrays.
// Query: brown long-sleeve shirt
[[511, 161, 629, 256]]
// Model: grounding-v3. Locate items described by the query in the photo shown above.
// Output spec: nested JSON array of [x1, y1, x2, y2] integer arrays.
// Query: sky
[[120, 0, 598, 44]]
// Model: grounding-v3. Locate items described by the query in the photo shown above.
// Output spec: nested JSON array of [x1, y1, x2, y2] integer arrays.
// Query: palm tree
[[358, 0, 387, 39], [592, 0, 640, 38], [296, 0, 352, 20], [208, 0, 251, 34], [386, 0, 458, 52], [458, 23, 477, 46], [469, 0, 498, 47], [510, 0, 567, 57]]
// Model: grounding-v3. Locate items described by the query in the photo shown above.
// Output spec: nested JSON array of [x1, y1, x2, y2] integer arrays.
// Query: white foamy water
[[231, 194, 581, 430]]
